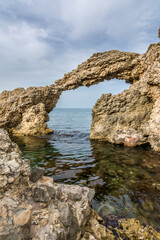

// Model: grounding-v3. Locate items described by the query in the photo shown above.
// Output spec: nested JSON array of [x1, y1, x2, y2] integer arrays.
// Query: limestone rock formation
[[0, 129, 111, 240], [1, 129, 160, 239], [0, 86, 61, 136], [83, 215, 160, 240], [90, 44, 160, 151], [0, 128, 30, 199], [90, 90, 153, 146], [0, 42, 160, 150], [0, 129, 31, 239], [0, 49, 144, 137], [54, 50, 143, 89], [0, 129, 95, 240]]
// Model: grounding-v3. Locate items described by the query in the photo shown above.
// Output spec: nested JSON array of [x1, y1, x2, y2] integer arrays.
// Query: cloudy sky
[[0, 0, 159, 107]]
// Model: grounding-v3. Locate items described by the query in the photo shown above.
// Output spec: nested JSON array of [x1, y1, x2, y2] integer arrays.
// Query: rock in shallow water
[[0, 129, 160, 240], [30, 166, 45, 183]]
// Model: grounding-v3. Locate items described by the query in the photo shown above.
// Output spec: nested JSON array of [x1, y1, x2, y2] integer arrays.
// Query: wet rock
[[117, 169, 124, 176], [82, 209, 115, 240], [30, 166, 45, 183], [33, 185, 55, 203], [116, 218, 160, 239], [102, 214, 123, 229], [1, 128, 160, 240], [0, 130, 101, 240], [107, 169, 117, 177], [152, 182, 160, 191], [59, 203, 72, 227]]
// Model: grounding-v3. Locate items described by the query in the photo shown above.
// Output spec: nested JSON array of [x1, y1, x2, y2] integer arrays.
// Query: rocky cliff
[[0, 86, 61, 135], [0, 43, 160, 150], [90, 44, 160, 151]]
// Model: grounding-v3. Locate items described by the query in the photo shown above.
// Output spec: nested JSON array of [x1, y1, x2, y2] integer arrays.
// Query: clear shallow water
[[11, 108, 160, 229]]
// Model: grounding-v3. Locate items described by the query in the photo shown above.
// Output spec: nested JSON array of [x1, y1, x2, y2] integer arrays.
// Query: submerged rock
[[116, 218, 160, 239], [0, 130, 160, 239], [0, 129, 102, 240]]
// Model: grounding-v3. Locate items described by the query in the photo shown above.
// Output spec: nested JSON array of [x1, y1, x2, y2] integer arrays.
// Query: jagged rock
[[82, 213, 160, 240], [0, 129, 160, 239], [90, 88, 153, 146], [0, 42, 160, 150], [29, 181, 96, 240], [0, 86, 61, 136], [0, 130, 102, 240], [33, 184, 55, 202], [115, 218, 160, 239], [0, 203, 32, 240], [90, 44, 160, 151], [54, 50, 143, 89], [82, 210, 115, 240], [30, 166, 45, 183], [0, 50, 141, 137], [11, 103, 54, 136], [0, 128, 30, 199]]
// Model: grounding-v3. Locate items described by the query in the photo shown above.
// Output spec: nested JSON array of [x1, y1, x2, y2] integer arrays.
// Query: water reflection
[[11, 133, 160, 229], [11, 135, 62, 168], [90, 141, 160, 229]]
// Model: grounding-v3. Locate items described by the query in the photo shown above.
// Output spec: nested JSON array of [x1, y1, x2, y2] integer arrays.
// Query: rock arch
[[0, 44, 160, 151]]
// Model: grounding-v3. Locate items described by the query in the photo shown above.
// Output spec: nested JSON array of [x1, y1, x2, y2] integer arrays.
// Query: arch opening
[[55, 79, 130, 109]]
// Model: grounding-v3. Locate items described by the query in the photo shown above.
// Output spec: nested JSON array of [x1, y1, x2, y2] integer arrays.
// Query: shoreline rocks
[[0, 86, 61, 136], [1, 129, 160, 239], [90, 44, 160, 151], [0, 129, 106, 240]]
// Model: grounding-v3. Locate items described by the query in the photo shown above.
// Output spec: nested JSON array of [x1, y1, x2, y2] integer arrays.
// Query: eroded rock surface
[[90, 44, 160, 151], [0, 128, 30, 198], [0, 43, 160, 150], [0, 86, 61, 136], [0, 129, 102, 240], [55, 50, 143, 89], [90, 89, 153, 146]]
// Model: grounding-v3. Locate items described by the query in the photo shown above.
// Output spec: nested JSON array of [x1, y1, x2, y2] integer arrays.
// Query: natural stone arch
[[0, 43, 160, 151], [54, 50, 144, 90], [0, 50, 143, 132]]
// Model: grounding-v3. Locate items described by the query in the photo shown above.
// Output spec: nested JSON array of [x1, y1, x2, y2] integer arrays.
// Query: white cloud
[[60, 0, 124, 39], [0, 0, 159, 107], [0, 21, 50, 70]]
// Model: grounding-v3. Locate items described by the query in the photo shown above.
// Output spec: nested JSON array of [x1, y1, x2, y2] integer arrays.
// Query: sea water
[[11, 108, 160, 229]]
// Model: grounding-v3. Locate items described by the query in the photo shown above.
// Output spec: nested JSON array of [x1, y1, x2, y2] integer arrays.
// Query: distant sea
[[12, 108, 160, 229]]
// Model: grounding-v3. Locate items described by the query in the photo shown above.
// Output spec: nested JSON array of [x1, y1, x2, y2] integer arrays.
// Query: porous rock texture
[[0, 129, 100, 240], [90, 44, 160, 151], [0, 43, 160, 150], [0, 86, 61, 136]]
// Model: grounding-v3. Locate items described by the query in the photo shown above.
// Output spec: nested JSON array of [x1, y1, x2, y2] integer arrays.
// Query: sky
[[0, 0, 159, 108]]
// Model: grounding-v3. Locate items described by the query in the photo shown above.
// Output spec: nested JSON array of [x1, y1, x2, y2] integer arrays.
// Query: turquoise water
[[11, 108, 160, 229]]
